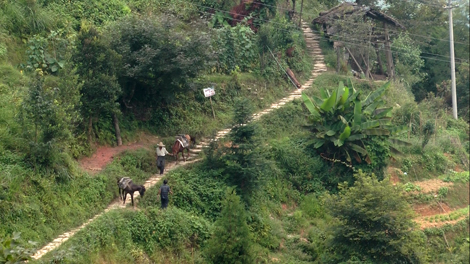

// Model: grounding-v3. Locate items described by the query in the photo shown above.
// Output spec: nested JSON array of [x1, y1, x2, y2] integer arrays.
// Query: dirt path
[[31, 20, 327, 260], [79, 133, 160, 173]]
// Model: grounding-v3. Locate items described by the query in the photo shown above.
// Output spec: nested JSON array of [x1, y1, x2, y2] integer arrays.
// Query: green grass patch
[[441, 183, 470, 209]]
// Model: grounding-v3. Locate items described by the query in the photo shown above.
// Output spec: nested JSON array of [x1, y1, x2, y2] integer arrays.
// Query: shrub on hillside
[[302, 80, 404, 188], [48, 208, 211, 263], [0, 232, 36, 263], [322, 171, 427, 263], [139, 167, 226, 221], [204, 188, 255, 264], [45, 0, 131, 30]]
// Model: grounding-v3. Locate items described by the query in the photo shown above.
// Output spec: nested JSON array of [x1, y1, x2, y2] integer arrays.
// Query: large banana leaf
[[334, 139, 344, 147], [301, 93, 316, 114], [389, 137, 412, 146], [313, 96, 324, 106], [353, 100, 362, 128], [363, 100, 383, 115], [388, 125, 408, 135], [346, 134, 366, 141], [335, 82, 345, 106], [339, 115, 348, 125], [348, 142, 368, 155], [320, 87, 329, 99], [321, 89, 337, 112], [361, 81, 390, 106], [344, 149, 352, 162], [339, 126, 351, 141], [339, 87, 349, 105], [313, 139, 326, 148], [326, 130, 336, 136], [360, 120, 380, 129], [363, 128, 391, 135], [346, 78, 355, 91], [345, 89, 359, 105], [375, 118, 392, 126], [374, 107, 393, 118]]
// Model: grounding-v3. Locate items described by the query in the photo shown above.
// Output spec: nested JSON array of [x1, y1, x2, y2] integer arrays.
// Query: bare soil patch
[[413, 203, 452, 217], [79, 133, 160, 173], [413, 179, 454, 194], [387, 166, 402, 185]]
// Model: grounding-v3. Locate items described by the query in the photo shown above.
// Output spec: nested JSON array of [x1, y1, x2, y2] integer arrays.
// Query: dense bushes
[[140, 167, 226, 221], [37, 208, 210, 263], [213, 24, 257, 73]]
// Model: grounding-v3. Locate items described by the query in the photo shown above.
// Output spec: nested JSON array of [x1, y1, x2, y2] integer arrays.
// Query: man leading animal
[[156, 142, 172, 175]]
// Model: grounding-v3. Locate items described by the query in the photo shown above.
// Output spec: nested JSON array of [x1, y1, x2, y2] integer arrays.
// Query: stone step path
[[30, 20, 326, 261]]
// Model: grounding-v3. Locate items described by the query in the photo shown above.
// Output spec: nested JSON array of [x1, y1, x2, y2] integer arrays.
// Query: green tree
[[456, 63, 469, 120], [205, 188, 254, 264], [221, 98, 266, 197], [421, 120, 435, 149], [73, 24, 122, 146], [20, 71, 79, 169], [393, 33, 426, 88], [322, 171, 427, 263], [107, 14, 213, 122]]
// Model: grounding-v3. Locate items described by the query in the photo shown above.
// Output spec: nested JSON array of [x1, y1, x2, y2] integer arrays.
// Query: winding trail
[[31, 21, 327, 260]]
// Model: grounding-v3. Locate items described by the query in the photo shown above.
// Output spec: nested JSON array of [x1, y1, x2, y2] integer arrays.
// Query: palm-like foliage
[[302, 80, 407, 165]]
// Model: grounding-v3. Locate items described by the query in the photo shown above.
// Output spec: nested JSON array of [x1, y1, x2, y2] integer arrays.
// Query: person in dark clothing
[[158, 179, 173, 209]]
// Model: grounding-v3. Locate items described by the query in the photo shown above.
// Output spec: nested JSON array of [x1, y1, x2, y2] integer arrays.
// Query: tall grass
[[0, 0, 55, 35]]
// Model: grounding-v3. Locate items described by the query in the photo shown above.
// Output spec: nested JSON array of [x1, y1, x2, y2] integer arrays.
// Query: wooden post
[[299, 0, 304, 27], [384, 22, 395, 79], [375, 43, 384, 75], [366, 26, 372, 80], [210, 96, 216, 119], [408, 117, 412, 140], [419, 111, 422, 135], [335, 41, 342, 73], [360, 54, 373, 80], [346, 47, 365, 76], [112, 113, 122, 146]]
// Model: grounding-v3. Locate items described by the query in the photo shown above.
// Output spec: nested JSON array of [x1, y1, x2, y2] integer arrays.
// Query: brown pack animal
[[172, 134, 196, 162]]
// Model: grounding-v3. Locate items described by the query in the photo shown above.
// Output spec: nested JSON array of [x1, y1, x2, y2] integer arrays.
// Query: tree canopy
[[322, 170, 427, 263]]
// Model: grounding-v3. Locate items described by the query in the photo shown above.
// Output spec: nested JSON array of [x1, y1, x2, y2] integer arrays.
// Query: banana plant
[[302, 79, 408, 164]]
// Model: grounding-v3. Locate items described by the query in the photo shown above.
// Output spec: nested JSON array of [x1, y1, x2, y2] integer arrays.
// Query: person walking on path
[[158, 179, 173, 209], [156, 142, 172, 175]]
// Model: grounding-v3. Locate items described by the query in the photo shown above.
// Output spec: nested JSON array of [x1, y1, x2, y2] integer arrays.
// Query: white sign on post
[[203, 87, 215, 97], [204, 87, 216, 118]]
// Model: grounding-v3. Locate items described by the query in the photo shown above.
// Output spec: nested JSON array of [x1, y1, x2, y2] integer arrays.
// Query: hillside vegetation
[[0, 0, 469, 264]]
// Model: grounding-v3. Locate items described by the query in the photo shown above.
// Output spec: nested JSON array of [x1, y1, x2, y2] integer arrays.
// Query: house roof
[[312, 2, 405, 31]]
